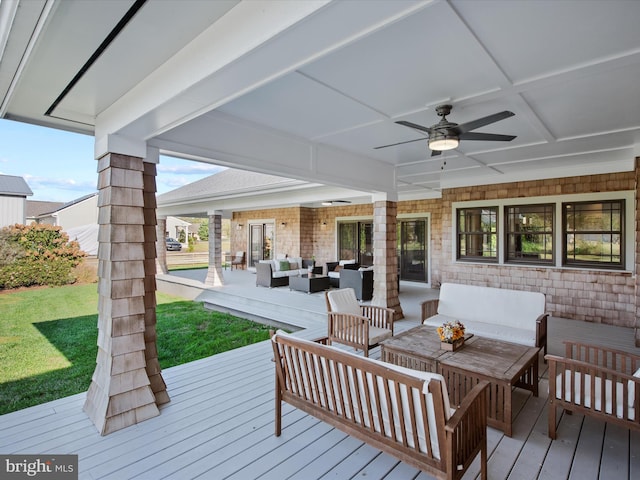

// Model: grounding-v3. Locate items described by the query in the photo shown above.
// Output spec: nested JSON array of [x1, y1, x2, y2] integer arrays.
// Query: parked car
[[165, 237, 182, 251]]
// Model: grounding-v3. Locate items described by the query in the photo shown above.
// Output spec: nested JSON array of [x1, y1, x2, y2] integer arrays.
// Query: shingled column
[[372, 197, 403, 320], [204, 212, 225, 286], [84, 151, 163, 435], [156, 216, 168, 275], [143, 158, 169, 405]]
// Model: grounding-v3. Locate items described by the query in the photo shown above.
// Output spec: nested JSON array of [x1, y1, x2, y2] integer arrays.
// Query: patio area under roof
[[1, 270, 638, 480]]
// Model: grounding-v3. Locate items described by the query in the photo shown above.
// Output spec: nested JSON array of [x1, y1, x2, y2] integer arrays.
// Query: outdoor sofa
[[255, 257, 315, 288], [421, 282, 548, 354], [271, 330, 489, 479]]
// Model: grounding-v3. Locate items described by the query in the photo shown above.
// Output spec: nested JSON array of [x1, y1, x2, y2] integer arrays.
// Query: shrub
[[0, 223, 85, 289]]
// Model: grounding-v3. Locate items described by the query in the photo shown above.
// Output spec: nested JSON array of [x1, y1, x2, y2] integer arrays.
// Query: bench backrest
[[272, 331, 451, 461], [438, 283, 545, 329]]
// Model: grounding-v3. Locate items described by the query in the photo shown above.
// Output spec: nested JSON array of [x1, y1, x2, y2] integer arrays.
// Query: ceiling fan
[[375, 104, 516, 156]]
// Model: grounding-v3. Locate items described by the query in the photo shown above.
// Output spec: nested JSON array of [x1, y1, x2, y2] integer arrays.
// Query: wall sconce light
[[280, 222, 287, 227], [236, 224, 243, 230]]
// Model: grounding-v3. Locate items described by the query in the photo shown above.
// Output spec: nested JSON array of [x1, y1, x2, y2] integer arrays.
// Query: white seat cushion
[[423, 314, 536, 346], [556, 370, 635, 420]]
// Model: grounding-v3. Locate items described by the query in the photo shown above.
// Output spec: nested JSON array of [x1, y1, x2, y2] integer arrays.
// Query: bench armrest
[[420, 298, 439, 322], [444, 380, 489, 476]]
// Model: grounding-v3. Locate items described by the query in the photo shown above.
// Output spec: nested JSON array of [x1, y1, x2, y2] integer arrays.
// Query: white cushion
[[339, 259, 356, 266], [556, 370, 635, 420], [327, 288, 361, 315], [423, 314, 536, 347], [328, 271, 340, 279], [436, 283, 545, 330]]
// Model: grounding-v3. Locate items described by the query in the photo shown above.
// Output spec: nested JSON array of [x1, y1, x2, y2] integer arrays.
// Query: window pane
[[563, 200, 624, 268], [506, 204, 554, 264], [457, 207, 497, 260]]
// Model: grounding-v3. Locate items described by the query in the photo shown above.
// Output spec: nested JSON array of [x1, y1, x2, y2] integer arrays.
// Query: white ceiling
[[2, 0, 640, 201]]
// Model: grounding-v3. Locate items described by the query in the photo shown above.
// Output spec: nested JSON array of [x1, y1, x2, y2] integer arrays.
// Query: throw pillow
[[289, 262, 298, 270], [334, 265, 343, 272], [279, 260, 290, 271]]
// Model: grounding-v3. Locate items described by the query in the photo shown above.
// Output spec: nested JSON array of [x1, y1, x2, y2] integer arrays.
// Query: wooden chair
[[325, 288, 394, 357], [231, 251, 245, 270]]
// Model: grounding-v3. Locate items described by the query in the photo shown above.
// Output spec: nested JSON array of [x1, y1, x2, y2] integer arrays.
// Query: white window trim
[[452, 191, 634, 271]]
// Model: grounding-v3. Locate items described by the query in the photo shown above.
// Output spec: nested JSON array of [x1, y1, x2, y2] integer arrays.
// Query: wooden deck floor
[[1, 272, 639, 479]]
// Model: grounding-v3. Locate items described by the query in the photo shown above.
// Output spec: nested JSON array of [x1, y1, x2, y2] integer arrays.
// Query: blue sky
[[0, 119, 223, 202]]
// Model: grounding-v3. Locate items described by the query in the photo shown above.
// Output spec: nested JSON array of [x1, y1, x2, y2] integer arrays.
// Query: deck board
[[2, 271, 639, 479]]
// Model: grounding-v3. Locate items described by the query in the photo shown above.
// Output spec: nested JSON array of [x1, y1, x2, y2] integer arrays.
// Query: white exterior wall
[[0, 195, 26, 227], [56, 195, 98, 230]]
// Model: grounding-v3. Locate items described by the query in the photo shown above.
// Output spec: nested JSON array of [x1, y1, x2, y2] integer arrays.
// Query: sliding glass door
[[398, 219, 428, 282], [337, 221, 373, 266], [249, 223, 274, 267]]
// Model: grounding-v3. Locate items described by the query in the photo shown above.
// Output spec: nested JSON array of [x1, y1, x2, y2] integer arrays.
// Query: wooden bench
[[271, 331, 489, 479], [421, 283, 548, 354], [546, 341, 640, 439]]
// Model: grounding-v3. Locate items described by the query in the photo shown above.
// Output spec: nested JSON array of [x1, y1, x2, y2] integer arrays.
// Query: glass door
[[249, 223, 274, 267], [398, 219, 428, 282], [338, 221, 373, 265]]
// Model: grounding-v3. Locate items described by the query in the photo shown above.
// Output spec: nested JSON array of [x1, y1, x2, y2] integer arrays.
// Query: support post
[[156, 216, 168, 275], [84, 152, 166, 435], [372, 198, 403, 319], [205, 212, 225, 286]]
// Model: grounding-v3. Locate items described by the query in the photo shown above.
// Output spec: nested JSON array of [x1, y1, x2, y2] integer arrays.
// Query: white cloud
[[23, 174, 96, 192]]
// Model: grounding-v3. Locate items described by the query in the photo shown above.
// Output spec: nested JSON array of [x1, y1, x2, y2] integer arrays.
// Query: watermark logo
[[0, 455, 77, 479]]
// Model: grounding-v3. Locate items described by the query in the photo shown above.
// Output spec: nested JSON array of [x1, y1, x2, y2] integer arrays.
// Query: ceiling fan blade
[[374, 137, 426, 149], [458, 132, 516, 142], [454, 111, 515, 134], [431, 149, 441, 157], [395, 120, 432, 134]]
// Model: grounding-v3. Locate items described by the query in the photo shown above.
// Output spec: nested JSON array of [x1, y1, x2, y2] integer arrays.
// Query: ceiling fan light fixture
[[429, 133, 459, 151]]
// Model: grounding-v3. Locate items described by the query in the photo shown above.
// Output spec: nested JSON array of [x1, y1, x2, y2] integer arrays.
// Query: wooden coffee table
[[380, 325, 539, 436], [289, 274, 330, 294]]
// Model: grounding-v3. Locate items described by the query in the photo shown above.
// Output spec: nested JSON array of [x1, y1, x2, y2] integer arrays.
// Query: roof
[[26, 200, 65, 217], [55, 193, 98, 212], [0, 175, 33, 197], [157, 169, 306, 204]]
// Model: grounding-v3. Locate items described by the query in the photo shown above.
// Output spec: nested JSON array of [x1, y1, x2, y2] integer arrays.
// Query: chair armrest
[[326, 262, 339, 272], [360, 305, 394, 334], [444, 380, 489, 475], [420, 299, 439, 322], [255, 262, 273, 286], [536, 313, 548, 355], [328, 312, 370, 349]]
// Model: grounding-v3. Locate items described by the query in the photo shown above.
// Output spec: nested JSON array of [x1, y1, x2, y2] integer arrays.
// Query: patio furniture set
[[257, 257, 374, 299], [273, 282, 640, 477]]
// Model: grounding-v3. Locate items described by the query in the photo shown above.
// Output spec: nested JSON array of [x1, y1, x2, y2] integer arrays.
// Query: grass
[[0, 284, 273, 415]]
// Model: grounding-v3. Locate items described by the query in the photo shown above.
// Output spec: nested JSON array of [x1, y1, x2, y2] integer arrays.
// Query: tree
[[198, 221, 209, 241]]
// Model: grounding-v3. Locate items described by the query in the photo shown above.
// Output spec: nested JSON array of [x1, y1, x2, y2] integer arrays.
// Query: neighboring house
[[0, 174, 33, 227], [165, 216, 191, 246], [31, 193, 99, 229], [25, 200, 64, 224]]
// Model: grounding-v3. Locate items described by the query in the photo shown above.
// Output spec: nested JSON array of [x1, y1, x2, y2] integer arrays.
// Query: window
[[563, 200, 624, 268], [457, 207, 497, 261], [505, 204, 554, 264]]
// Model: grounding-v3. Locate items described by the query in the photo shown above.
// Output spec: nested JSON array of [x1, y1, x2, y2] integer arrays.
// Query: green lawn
[[0, 284, 273, 415]]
